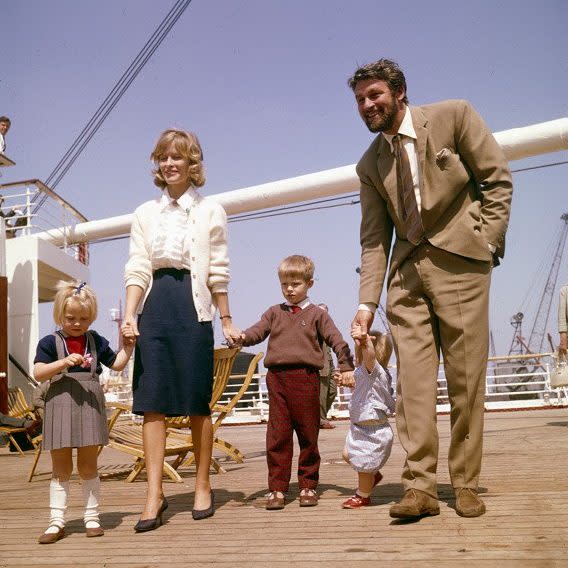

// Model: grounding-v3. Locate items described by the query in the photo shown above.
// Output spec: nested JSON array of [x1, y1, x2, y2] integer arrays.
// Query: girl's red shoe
[[342, 494, 371, 509]]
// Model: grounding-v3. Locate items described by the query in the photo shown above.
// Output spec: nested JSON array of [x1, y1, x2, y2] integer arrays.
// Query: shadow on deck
[[1, 409, 567, 567]]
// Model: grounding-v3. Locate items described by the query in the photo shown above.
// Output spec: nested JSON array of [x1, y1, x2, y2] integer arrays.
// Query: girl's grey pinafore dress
[[42, 332, 109, 450]]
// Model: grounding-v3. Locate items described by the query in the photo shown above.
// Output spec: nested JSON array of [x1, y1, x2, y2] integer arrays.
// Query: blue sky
[[2, 0, 567, 359]]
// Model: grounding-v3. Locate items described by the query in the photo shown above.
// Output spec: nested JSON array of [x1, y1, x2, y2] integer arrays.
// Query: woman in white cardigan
[[122, 129, 241, 531]]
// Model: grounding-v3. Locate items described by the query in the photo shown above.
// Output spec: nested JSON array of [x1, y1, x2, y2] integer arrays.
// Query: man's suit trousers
[[387, 243, 491, 498]]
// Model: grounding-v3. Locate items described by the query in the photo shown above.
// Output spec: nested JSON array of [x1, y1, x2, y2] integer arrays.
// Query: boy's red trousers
[[265, 367, 321, 492]]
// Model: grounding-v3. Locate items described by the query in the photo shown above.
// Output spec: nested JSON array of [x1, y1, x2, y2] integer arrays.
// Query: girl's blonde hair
[[151, 129, 205, 189], [355, 329, 392, 368], [52, 281, 97, 327]]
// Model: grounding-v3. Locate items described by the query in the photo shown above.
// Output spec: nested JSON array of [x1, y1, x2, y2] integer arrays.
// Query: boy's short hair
[[53, 280, 97, 327], [355, 329, 393, 368], [278, 255, 315, 281]]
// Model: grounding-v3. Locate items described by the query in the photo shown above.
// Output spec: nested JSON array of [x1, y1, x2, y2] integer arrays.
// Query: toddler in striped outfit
[[341, 324, 395, 508]]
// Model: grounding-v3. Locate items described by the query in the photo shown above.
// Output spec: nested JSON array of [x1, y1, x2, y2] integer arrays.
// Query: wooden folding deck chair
[[1, 388, 39, 456], [213, 351, 264, 464], [172, 351, 264, 471], [105, 346, 240, 482]]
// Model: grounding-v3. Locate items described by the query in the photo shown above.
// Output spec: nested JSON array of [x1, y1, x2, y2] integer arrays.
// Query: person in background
[[349, 58, 513, 519], [318, 303, 337, 429], [559, 284, 568, 356], [122, 128, 241, 532], [0, 116, 11, 154]]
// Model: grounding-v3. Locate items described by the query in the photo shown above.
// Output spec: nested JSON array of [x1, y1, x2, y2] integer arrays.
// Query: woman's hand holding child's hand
[[222, 321, 242, 347], [121, 317, 139, 339]]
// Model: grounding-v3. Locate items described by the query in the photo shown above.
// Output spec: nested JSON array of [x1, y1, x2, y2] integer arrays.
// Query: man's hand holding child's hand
[[351, 323, 367, 345]]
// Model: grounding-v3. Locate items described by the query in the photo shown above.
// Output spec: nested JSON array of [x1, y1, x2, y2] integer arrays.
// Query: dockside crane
[[508, 213, 568, 357], [502, 213, 568, 394]]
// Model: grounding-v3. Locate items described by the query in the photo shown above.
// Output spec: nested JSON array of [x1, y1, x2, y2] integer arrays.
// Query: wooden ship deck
[[1, 408, 567, 567]]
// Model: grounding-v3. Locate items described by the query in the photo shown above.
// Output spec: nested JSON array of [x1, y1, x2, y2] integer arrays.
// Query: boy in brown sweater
[[240, 255, 354, 509]]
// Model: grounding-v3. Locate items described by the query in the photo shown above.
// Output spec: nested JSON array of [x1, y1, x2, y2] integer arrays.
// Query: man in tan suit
[[349, 59, 512, 519]]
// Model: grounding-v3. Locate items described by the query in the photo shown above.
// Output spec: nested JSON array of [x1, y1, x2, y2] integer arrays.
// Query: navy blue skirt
[[132, 268, 213, 416]]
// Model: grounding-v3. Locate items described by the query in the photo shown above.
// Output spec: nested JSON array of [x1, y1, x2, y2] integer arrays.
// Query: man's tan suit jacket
[[356, 99, 513, 305]]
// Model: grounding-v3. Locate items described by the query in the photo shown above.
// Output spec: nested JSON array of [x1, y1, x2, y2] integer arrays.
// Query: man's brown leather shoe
[[389, 489, 440, 519], [454, 488, 486, 517]]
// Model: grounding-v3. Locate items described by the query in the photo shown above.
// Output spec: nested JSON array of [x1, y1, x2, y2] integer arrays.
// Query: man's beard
[[365, 100, 398, 133]]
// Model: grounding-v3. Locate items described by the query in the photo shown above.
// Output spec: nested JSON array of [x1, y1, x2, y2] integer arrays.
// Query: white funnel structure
[[35, 117, 568, 246]]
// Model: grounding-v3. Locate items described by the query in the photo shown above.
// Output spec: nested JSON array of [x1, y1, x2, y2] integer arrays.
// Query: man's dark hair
[[0, 116, 11, 125], [347, 59, 408, 104]]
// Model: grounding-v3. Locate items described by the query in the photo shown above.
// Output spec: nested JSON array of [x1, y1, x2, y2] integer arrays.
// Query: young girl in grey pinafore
[[33, 281, 134, 544]]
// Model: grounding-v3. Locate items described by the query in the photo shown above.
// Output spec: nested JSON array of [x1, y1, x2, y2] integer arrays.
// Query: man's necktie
[[289, 305, 302, 314], [393, 134, 423, 245]]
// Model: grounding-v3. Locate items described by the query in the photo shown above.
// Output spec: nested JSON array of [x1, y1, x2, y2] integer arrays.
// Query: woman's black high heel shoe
[[192, 491, 214, 520], [134, 497, 169, 532]]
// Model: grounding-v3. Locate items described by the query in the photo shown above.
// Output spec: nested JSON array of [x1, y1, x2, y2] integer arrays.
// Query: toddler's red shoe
[[342, 493, 371, 509]]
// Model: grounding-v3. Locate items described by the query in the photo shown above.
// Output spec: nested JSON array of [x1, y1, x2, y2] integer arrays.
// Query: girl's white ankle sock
[[46, 478, 69, 533], [82, 476, 101, 528]]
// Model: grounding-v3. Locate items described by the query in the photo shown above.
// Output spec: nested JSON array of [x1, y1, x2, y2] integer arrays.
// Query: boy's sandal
[[266, 491, 286, 510], [299, 488, 319, 507]]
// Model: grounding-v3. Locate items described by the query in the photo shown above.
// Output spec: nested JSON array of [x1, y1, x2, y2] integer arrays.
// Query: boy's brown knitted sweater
[[242, 303, 354, 371]]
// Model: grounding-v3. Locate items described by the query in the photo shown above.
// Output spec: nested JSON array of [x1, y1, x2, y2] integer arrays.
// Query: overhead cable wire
[[34, 0, 192, 213]]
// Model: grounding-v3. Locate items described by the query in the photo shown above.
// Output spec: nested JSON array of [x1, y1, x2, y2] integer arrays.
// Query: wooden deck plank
[[1, 409, 567, 567]]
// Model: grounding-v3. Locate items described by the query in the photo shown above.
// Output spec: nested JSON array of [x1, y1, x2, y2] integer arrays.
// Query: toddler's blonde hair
[[355, 329, 392, 368]]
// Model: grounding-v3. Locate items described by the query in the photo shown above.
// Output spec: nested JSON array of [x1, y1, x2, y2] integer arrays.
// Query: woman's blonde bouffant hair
[[52, 281, 98, 327], [355, 329, 393, 369], [151, 129, 206, 189]]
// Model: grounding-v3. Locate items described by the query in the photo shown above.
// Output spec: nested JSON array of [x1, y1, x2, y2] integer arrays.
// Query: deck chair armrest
[[105, 402, 132, 432], [105, 401, 133, 412]]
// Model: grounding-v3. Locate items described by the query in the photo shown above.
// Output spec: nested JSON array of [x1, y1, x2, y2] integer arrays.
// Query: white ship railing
[[220, 357, 567, 424], [103, 352, 568, 425], [0, 179, 89, 264]]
